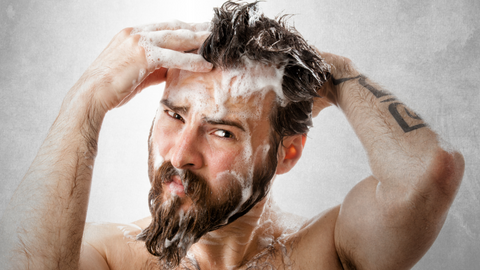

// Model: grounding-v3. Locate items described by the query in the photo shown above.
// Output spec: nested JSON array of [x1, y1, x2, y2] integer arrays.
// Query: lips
[[167, 175, 186, 197]]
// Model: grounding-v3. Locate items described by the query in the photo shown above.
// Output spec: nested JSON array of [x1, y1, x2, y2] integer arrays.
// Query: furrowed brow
[[160, 99, 189, 114], [203, 116, 246, 132]]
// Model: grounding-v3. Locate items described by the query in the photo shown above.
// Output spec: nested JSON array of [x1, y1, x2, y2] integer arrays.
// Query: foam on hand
[[131, 21, 212, 75]]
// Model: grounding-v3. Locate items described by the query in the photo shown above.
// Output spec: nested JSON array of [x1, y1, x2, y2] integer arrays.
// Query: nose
[[170, 125, 204, 170]]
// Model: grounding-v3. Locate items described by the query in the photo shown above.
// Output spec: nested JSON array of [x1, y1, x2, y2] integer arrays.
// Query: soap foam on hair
[[214, 58, 286, 119]]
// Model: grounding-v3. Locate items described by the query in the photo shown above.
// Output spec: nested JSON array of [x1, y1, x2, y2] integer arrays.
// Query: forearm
[[0, 79, 106, 269], [0, 23, 212, 269], [334, 67, 463, 198]]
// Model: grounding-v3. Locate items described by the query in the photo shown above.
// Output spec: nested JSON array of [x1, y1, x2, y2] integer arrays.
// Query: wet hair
[[200, 0, 330, 141]]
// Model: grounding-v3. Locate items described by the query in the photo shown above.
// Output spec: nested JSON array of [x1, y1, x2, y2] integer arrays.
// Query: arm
[[314, 53, 464, 269], [0, 21, 212, 269]]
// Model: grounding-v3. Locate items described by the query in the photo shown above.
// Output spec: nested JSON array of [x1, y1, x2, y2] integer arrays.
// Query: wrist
[[315, 52, 360, 108], [331, 58, 361, 107], [58, 79, 107, 141]]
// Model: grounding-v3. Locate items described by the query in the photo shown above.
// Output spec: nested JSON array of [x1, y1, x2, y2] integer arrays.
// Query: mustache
[[154, 161, 210, 205]]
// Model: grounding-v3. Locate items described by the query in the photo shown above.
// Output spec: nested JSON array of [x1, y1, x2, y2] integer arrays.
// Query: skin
[[0, 20, 464, 270]]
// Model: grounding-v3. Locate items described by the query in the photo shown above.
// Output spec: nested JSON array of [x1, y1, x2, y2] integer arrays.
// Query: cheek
[[206, 147, 240, 173], [206, 147, 247, 183], [207, 146, 260, 194], [150, 118, 176, 168]]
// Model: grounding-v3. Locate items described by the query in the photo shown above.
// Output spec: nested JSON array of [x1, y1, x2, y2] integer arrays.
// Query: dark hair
[[200, 0, 330, 141]]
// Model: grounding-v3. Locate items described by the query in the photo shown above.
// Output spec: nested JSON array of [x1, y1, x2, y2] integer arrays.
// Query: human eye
[[164, 110, 184, 123], [213, 129, 236, 139]]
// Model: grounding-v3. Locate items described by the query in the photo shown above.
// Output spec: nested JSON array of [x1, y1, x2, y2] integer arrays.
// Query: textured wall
[[1, 0, 479, 268]]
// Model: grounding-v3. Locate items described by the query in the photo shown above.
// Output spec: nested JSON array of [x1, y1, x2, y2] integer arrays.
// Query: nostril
[[183, 163, 195, 169]]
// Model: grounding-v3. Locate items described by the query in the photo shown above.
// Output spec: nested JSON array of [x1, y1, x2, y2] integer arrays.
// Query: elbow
[[428, 147, 465, 199]]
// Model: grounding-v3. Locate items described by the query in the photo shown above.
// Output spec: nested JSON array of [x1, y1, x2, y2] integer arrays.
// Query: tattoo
[[332, 75, 426, 133], [358, 75, 390, 99], [404, 107, 422, 120], [388, 103, 427, 132], [332, 75, 361, 85], [380, 98, 397, 103]]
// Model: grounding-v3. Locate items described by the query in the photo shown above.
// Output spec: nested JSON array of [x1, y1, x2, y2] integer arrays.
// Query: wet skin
[[3, 20, 462, 269], [80, 67, 344, 269], [151, 68, 276, 210], [81, 203, 344, 270]]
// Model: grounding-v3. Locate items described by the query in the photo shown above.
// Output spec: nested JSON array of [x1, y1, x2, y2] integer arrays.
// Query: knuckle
[[167, 19, 188, 30], [131, 33, 142, 43], [342, 57, 356, 74], [119, 27, 133, 37]]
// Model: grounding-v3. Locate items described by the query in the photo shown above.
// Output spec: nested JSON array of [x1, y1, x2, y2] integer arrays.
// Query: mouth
[[165, 175, 186, 198]]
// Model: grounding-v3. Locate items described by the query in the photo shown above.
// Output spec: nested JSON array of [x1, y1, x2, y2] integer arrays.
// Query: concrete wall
[[1, 0, 478, 268]]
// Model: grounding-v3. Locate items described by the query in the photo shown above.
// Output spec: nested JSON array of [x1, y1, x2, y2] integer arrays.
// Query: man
[[0, 1, 464, 269]]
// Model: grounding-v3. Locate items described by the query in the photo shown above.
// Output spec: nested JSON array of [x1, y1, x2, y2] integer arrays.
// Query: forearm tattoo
[[333, 75, 426, 133]]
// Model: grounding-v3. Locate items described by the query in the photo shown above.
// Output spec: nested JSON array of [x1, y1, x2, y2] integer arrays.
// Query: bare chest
[[109, 236, 342, 270]]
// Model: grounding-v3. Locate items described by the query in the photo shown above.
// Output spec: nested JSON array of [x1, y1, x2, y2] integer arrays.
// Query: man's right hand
[[0, 21, 213, 270], [69, 20, 213, 114]]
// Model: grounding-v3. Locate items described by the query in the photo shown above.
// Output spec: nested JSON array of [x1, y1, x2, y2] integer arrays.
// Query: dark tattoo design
[[380, 98, 397, 103], [332, 75, 362, 85], [388, 103, 427, 132], [358, 75, 390, 99], [404, 107, 422, 120], [332, 75, 426, 133]]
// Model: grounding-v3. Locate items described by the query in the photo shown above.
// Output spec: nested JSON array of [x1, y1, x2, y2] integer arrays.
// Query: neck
[[188, 195, 278, 269]]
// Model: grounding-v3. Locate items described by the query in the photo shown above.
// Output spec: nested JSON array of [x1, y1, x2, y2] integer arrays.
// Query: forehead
[[163, 62, 284, 120]]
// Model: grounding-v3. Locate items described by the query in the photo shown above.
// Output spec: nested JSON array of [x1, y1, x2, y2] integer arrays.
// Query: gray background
[[1, 0, 479, 269]]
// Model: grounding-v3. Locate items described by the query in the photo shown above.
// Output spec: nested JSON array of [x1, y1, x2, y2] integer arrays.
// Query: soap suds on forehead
[[166, 57, 286, 121]]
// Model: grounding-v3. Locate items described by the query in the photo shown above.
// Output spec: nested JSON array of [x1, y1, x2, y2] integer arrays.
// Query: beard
[[138, 131, 280, 268]]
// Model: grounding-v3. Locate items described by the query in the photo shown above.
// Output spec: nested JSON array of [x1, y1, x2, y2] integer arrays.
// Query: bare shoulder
[[80, 218, 157, 270], [284, 205, 343, 269]]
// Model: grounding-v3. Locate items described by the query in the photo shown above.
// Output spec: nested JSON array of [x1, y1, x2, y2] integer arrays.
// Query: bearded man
[[0, 1, 464, 270]]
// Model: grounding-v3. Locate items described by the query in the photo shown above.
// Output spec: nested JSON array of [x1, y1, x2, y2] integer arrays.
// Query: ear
[[276, 134, 307, 175]]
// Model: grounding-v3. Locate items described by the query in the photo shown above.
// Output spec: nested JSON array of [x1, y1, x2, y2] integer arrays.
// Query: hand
[[312, 50, 359, 117], [71, 20, 213, 113]]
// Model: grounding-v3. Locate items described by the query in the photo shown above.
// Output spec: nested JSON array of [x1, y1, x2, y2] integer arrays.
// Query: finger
[[190, 22, 211, 32], [143, 30, 210, 52], [131, 20, 209, 34], [148, 47, 213, 72]]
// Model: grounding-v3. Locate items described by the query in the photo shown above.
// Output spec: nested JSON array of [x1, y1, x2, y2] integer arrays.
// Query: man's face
[[139, 65, 283, 266]]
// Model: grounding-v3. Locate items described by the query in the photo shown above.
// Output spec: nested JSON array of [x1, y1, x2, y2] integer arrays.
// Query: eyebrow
[[202, 116, 246, 132], [160, 99, 189, 114], [161, 99, 245, 132]]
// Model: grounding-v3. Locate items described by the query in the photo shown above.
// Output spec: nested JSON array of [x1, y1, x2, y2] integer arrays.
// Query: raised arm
[[0, 21, 212, 269], [314, 52, 464, 269]]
